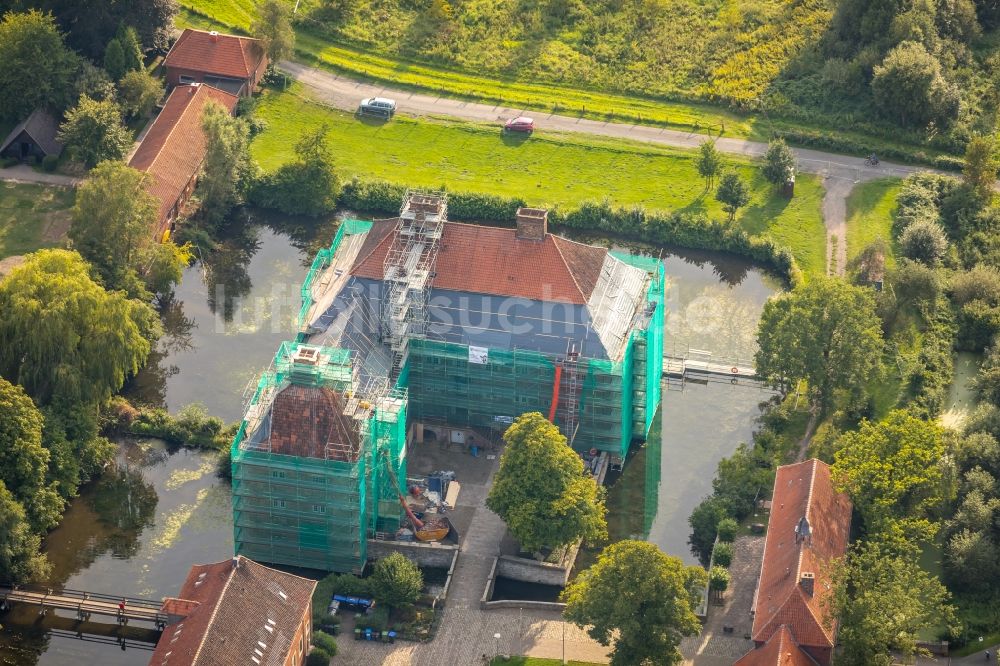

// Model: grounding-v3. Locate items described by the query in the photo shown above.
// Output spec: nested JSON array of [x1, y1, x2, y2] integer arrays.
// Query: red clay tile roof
[[351, 220, 608, 304], [751, 459, 852, 651], [129, 84, 238, 225], [736, 625, 819, 666], [165, 29, 265, 80], [267, 384, 359, 461], [149, 556, 315, 666]]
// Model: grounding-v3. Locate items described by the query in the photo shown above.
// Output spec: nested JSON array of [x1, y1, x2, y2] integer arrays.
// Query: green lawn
[[0, 182, 75, 259], [253, 86, 827, 277], [844, 178, 901, 267], [177, 4, 955, 163]]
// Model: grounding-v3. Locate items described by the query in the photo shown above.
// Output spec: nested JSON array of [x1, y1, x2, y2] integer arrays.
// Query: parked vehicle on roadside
[[503, 116, 534, 134], [358, 97, 396, 118]]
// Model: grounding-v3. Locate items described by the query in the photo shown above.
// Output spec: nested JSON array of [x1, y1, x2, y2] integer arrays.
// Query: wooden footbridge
[[662, 349, 757, 381], [0, 585, 170, 630]]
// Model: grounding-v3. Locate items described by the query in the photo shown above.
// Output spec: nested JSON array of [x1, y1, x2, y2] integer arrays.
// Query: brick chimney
[[515, 207, 547, 241], [799, 571, 815, 596]]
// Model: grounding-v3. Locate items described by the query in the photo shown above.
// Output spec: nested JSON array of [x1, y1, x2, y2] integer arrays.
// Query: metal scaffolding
[[381, 191, 446, 379]]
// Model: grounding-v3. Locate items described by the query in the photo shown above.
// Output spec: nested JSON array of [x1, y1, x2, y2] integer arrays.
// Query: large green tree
[[198, 100, 257, 225], [0, 479, 50, 583], [252, 0, 295, 65], [57, 96, 131, 167], [486, 412, 607, 552], [754, 277, 884, 412], [118, 68, 164, 119], [562, 540, 706, 666], [0, 10, 77, 121], [0, 249, 158, 407], [830, 540, 955, 665], [70, 160, 187, 298], [0, 378, 62, 531], [832, 410, 949, 541]]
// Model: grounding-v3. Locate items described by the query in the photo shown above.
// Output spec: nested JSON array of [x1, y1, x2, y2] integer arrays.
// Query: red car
[[503, 116, 534, 134]]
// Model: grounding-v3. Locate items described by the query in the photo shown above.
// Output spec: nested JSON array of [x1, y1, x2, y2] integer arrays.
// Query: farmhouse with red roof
[[128, 83, 238, 238], [737, 458, 852, 666], [164, 28, 268, 97]]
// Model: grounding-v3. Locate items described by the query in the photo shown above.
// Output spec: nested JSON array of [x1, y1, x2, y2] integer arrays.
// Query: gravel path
[[0, 164, 81, 187]]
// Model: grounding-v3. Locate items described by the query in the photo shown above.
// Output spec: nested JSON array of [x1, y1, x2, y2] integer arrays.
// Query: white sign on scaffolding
[[468, 345, 488, 365]]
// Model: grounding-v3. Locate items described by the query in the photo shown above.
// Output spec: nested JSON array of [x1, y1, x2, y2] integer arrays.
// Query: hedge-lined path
[[281, 61, 940, 277]]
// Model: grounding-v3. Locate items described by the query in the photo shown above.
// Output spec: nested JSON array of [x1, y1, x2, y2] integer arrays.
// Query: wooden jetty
[[0, 586, 170, 629]]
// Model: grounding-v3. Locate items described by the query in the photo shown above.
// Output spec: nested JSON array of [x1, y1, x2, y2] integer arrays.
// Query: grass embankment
[[252, 86, 827, 277], [0, 182, 75, 259], [176, 4, 956, 163], [844, 178, 902, 267]]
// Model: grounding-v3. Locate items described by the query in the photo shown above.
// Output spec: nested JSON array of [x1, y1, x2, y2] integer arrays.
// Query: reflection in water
[[204, 221, 261, 323]]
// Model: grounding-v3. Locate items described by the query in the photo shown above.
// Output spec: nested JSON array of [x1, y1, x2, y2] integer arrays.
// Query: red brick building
[[149, 555, 316, 666], [164, 29, 268, 97], [736, 459, 852, 666], [128, 83, 238, 239]]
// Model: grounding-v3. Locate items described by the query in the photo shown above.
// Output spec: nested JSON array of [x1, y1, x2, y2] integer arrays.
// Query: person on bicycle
[[868, 152, 879, 166]]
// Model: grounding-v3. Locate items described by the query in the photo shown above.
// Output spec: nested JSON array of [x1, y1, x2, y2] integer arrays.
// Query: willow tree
[[0, 250, 159, 407], [486, 412, 607, 552]]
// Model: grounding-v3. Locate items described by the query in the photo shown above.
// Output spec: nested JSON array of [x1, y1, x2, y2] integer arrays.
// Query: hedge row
[[339, 178, 803, 285]]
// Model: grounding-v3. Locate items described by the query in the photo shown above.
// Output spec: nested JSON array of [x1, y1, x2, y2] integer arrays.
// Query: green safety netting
[[231, 340, 407, 574], [297, 219, 373, 330]]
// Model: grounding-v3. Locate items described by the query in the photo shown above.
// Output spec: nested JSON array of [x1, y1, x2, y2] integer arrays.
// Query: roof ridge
[[549, 234, 589, 304], [190, 561, 237, 665], [237, 35, 250, 76]]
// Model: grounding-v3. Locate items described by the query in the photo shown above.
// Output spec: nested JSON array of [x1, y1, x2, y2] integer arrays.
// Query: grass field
[[176, 4, 954, 162], [844, 178, 901, 267], [252, 86, 827, 277], [0, 182, 75, 259]]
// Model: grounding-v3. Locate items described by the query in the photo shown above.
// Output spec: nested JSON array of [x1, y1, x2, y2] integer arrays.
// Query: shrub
[[1, 156, 19, 168], [305, 648, 330, 666], [688, 496, 728, 565], [709, 566, 731, 592], [716, 518, 738, 542], [312, 631, 337, 656], [41, 155, 58, 172], [370, 552, 423, 609], [712, 541, 733, 567], [899, 219, 948, 265], [129, 403, 232, 449]]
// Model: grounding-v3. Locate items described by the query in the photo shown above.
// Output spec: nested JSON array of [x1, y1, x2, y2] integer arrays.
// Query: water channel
[[0, 214, 777, 664]]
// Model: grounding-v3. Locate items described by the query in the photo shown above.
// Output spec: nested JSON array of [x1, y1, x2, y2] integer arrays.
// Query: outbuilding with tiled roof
[[739, 459, 852, 666], [164, 29, 268, 97], [129, 83, 238, 238], [0, 109, 62, 162], [149, 556, 316, 666]]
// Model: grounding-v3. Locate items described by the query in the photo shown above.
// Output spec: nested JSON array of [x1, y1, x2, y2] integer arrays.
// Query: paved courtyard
[[334, 436, 611, 665], [681, 535, 764, 665]]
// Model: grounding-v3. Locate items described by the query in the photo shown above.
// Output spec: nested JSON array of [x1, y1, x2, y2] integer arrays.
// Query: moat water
[[0, 213, 777, 664]]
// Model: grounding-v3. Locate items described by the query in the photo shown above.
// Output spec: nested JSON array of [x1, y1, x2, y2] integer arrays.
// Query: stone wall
[[496, 555, 572, 586], [367, 539, 459, 569]]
